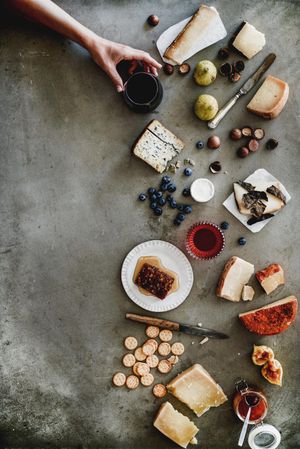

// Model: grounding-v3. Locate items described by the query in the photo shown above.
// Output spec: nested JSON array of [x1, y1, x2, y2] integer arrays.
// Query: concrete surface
[[0, 0, 299, 448]]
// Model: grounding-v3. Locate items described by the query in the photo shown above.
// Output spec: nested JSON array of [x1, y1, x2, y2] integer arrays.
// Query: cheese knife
[[126, 313, 229, 339], [207, 53, 276, 129]]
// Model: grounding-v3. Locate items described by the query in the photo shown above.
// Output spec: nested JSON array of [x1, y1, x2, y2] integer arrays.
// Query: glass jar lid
[[248, 423, 281, 449]]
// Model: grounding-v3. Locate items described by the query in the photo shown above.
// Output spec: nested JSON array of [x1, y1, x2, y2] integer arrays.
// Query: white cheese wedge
[[232, 22, 265, 59], [242, 285, 255, 301], [154, 402, 199, 448], [132, 120, 184, 173], [256, 264, 285, 295], [247, 75, 289, 119], [161, 5, 227, 65], [216, 256, 254, 302], [167, 364, 227, 417], [233, 181, 285, 216]]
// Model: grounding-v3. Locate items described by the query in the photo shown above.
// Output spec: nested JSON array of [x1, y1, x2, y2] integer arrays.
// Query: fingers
[[139, 51, 162, 70], [105, 65, 124, 92]]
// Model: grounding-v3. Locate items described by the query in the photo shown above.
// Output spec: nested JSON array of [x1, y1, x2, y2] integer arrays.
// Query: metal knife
[[207, 53, 276, 129], [126, 313, 229, 339]]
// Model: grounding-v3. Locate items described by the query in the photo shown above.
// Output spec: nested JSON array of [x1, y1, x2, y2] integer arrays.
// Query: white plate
[[223, 168, 291, 233], [121, 240, 193, 312]]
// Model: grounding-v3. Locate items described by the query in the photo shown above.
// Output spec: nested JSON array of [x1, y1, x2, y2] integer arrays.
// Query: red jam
[[186, 222, 225, 259], [233, 390, 268, 424]]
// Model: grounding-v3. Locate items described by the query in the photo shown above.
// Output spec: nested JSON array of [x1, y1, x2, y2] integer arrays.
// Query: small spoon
[[238, 406, 251, 447]]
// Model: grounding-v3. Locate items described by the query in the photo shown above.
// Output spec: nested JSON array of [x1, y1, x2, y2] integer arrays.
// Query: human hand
[[87, 36, 162, 92]]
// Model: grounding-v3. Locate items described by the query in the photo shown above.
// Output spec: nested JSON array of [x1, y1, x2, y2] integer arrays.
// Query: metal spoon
[[238, 406, 251, 447]]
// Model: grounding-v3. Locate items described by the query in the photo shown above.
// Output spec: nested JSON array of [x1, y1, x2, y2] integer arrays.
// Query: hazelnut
[[237, 147, 249, 158], [178, 63, 190, 75], [248, 139, 260, 152], [233, 60, 245, 73], [230, 128, 242, 140], [147, 15, 159, 26], [217, 47, 230, 59], [207, 135, 221, 149], [219, 62, 232, 77], [241, 126, 253, 137], [163, 63, 174, 75], [209, 161, 222, 173], [266, 138, 278, 150], [253, 128, 265, 140], [230, 71, 241, 83]]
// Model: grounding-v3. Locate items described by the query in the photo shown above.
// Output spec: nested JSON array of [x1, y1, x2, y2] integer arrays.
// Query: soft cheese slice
[[247, 75, 289, 119], [163, 5, 227, 65], [232, 22, 265, 59], [154, 401, 199, 448], [256, 263, 285, 295], [167, 364, 227, 417], [233, 181, 285, 216], [216, 256, 254, 302], [242, 285, 255, 301]]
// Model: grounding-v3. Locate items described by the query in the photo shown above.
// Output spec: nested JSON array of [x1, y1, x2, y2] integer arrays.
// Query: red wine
[[193, 229, 217, 251], [186, 222, 225, 260], [126, 73, 158, 104]]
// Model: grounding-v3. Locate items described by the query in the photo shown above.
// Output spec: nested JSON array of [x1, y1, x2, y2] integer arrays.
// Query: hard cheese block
[[160, 5, 227, 65], [232, 21, 265, 59], [167, 364, 227, 417], [247, 75, 289, 119], [216, 256, 254, 302], [154, 401, 199, 448], [256, 264, 285, 295], [132, 120, 184, 173]]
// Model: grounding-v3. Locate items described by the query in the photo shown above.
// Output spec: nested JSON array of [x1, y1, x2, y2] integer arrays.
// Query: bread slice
[[233, 181, 285, 216], [232, 22, 265, 59], [132, 120, 184, 173], [163, 5, 227, 65], [247, 75, 289, 119], [256, 263, 285, 295], [154, 401, 199, 448], [216, 256, 254, 302]]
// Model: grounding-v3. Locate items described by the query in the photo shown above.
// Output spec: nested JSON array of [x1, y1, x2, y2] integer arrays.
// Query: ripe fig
[[252, 345, 274, 366], [261, 359, 283, 386]]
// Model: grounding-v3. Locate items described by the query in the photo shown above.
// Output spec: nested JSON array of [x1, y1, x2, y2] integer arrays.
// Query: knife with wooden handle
[[126, 313, 229, 339], [207, 53, 276, 129]]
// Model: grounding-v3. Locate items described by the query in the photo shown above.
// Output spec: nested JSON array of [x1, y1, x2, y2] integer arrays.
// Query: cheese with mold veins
[[167, 364, 227, 417], [154, 401, 199, 448], [247, 75, 289, 119], [232, 22, 265, 59]]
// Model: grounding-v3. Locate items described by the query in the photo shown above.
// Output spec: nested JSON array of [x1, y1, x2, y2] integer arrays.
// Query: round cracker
[[146, 325, 160, 338], [158, 342, 171, 356], [168, 355, 179, 365], [122, 353, 136, 367], [141, 373, 154, 386], [134, 347, 147, 361], [124, 336, 138, 351], [153, 383, 167, 398], [126, 375, 139, 389], [157, 359, 172, 374], [132, 362, 140, 376], [142, 339, 158, 356], [171, 342, 185, 356], [146, 354, 159, 368], [159, 329, 173, 342], [112, 372, 126, 387], [136, 362, 150, 377]]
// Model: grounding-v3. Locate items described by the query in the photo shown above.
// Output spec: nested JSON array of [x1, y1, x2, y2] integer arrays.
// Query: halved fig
[[261, 359, 283, 386], [252, 345, 274, 366]]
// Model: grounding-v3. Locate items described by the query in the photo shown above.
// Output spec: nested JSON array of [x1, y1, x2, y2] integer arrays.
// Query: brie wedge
[[232, 22, 265, 59], [216, 256, 254, 302], [167, 364, 227, 417], [154, 401, 199, 448], [247, 75, 289, 119]]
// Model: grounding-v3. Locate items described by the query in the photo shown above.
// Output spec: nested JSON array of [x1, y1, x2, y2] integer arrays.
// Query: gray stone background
[[0, 0, 299, 448]]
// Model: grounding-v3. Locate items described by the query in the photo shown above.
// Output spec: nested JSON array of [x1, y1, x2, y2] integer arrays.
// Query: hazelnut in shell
[[230, 128, 242, 140], [178, 63, 190, 75], [207, 135, 221, 149], [253, 128, 265, 140], [241, 126, 253, 137], [237, 147, 249, 158], [163, 63, 174, 75], [147, 15, 159, 26]]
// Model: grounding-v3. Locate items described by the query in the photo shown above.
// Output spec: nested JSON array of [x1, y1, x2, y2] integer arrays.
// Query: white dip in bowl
[[190, 178, 215, 203]]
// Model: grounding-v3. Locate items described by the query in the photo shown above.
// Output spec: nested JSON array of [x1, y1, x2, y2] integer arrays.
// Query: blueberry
[[176, 213, 185, 222], [170, 199, 177, 209], [150, 194, 157, 202], [196, 140, 205, 150], [182, 187, 191, 197], [184, 168, 192, 176], [148, 187, 156, 195], [161, 183, 169, 191], [158, 197, 166, 206], [138, 193, 147, 201], [177, 204, 184, 211], [166, 194, 173, 202], [156, 191, 163, 198], [174, 218, 181, 226], [221, 221, 229, 230], [183, 205, 192, 214], [154, 207, 163, 216], [150, 202, 157, 210], [162, 175, 171, 184], [238, 237, 247, 246], [168, 183, 177, 193]]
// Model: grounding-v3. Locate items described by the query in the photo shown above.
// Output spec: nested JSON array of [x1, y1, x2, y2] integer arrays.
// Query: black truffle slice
[[247, 213, 274, 226], [266, 185, 286, 204], [238, 180, 256, 192], [250, 200, 267, 217]]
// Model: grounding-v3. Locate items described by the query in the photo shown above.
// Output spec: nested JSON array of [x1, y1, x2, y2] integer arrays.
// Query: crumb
[[200, 337, 209, 345], [237, 353, 241, 356], [191, 341, 195, 345], [197, 323, 202, 327]]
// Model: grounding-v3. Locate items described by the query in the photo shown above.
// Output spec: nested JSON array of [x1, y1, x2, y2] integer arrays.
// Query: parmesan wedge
[[247, 75, 289, 119]]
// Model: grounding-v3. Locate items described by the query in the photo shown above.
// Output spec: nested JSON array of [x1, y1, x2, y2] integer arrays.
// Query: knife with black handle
[[207, 53, 276, 129], [126, 313, 229, 339]]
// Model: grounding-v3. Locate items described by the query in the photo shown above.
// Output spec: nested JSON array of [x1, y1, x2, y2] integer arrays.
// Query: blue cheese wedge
[[133, 120, 184, 173], [154, 401, 199, 448], [167, 364, 227, 417]]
